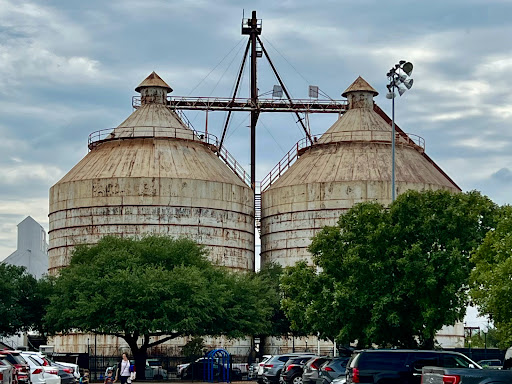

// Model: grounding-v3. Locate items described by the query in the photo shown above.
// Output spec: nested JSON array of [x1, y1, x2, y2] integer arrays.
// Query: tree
[[45, 236, 274, 378], [465, 328, 500, 349], [470, 205, 512, 348], [0, 263, 49, 336], [181, 336, 207, 361], [254, 263, 302, 357], [281, 190, 497, 349]]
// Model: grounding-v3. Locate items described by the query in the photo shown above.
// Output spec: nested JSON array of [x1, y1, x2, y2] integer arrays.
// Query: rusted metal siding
[[261, 78, 459, 268], [49, 140, 254, 274], [50, 333, 252, 355]]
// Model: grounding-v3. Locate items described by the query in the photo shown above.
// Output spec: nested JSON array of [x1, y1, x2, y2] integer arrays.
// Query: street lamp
[[386, 61, 414, 201]]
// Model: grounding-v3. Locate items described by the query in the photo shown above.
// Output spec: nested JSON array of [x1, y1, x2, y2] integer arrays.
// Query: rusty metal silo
[[49, 72, 254, 275], [260, 76, 460, 267]]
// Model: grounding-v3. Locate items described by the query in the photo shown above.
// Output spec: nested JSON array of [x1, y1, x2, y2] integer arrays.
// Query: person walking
[[115, 353, 131, 384]]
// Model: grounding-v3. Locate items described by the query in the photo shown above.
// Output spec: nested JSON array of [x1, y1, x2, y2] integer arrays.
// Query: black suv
[[346, 349, 481, 384], [281, 356, 315, 384]]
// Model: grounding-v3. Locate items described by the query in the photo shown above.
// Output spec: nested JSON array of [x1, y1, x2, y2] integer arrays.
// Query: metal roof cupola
[[135, 71, 173, 105], [342, 75, 379, 109]]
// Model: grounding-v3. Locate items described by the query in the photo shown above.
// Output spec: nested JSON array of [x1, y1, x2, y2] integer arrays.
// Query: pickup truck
[[422, 366, 512, 384]]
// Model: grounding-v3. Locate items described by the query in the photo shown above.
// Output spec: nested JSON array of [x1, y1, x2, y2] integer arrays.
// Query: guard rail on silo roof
[[87, 126, 251, 186], [260, 130, 425, 192]]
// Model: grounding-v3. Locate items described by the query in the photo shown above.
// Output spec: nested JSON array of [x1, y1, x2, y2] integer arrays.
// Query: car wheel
[[292, 376, 303, 384]]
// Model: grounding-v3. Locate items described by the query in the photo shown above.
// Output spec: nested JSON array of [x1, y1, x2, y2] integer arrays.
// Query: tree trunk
[[123, 337, 148, 381], [133, 349, 148, 381]]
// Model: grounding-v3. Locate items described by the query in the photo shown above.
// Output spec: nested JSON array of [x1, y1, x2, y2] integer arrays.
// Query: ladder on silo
[[255, 193, 261, 232]]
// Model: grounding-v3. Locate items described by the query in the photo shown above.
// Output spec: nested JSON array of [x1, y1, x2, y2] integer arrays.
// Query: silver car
[[262, 354, 315, 384]]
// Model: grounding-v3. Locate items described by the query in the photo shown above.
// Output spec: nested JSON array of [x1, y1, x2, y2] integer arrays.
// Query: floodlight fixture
[[403, 78, 413, 89], [397, 74, 408, 82], [399, 60, 406, 65], [402, 62, 413, 76], [386, 91, 396, 99]]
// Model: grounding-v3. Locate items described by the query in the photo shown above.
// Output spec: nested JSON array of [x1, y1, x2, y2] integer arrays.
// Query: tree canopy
[[470, 205, 512, 348], [281, 190, 497, 349], [45, 235, 274, 376], [0, 263, 48, 336]]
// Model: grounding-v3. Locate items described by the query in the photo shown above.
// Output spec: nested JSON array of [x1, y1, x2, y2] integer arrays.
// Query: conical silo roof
[[49, 72, 254, 275], [269, 76, 459, 190]]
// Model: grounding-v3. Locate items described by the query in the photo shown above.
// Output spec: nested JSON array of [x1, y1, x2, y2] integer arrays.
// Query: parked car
[[281, 356, 313, 384], [0, 357, 14, 384], [302, 356, 329, 384], [316, 357, 349, 384], [0, 351, 30, 384], [477, 359, 502, 369], [254, 355, 272, 384], [53, 367, 74, 384], [20, 353, 60, 384], [262, 354, 315, 384], [180, 359, 242, 381], [422, 365, 512, 384], [0, 354, 17, 384], [346, 349, 482, 384], [46, 359, 79, 380], [144, 359, 167, 380]]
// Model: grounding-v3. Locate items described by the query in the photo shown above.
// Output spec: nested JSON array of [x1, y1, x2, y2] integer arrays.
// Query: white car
[[20, 353, 60, 384], [257, 355, 272, 384]]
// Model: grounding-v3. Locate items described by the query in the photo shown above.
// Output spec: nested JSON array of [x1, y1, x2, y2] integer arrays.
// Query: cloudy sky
[[1, 0, 510, 326]]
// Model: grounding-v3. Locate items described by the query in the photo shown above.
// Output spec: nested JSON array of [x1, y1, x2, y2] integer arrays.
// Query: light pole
[[386, 61, 414, 201]]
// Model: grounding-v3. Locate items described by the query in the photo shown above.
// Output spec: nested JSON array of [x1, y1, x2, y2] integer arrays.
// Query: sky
[[1, 0, 511, 328]]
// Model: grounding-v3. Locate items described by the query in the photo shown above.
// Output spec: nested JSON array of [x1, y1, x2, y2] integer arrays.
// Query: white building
[[3, 216, 49, 279]]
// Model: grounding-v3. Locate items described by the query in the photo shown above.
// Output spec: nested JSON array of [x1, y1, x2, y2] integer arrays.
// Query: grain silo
[[260, 76, 460, 267], [49, 72, 254, 275]]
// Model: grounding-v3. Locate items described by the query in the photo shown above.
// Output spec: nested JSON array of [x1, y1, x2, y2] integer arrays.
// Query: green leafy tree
[[254, 263, 304, 357], [181, 336, 207, 361], [281, 190, 496, 349], [0, 263, 49, 336], [470, 205, 512, 348], [45, 236, 274, 378], [465, 328, 500, 349]]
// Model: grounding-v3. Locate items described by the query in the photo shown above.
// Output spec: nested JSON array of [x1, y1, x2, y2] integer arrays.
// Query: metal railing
[[87, 126, 251, 187], [132, 95, 349, 113], [260, 130, 426, 192]]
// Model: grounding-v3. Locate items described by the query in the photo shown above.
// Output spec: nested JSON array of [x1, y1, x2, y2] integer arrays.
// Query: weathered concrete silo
[[260, 76, 460, 267], [49, 72, 254, 275]]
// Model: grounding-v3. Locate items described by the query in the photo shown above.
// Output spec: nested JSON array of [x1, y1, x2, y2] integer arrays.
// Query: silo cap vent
[[342, 76, 379, 98], [135, 71, 173, 93]]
